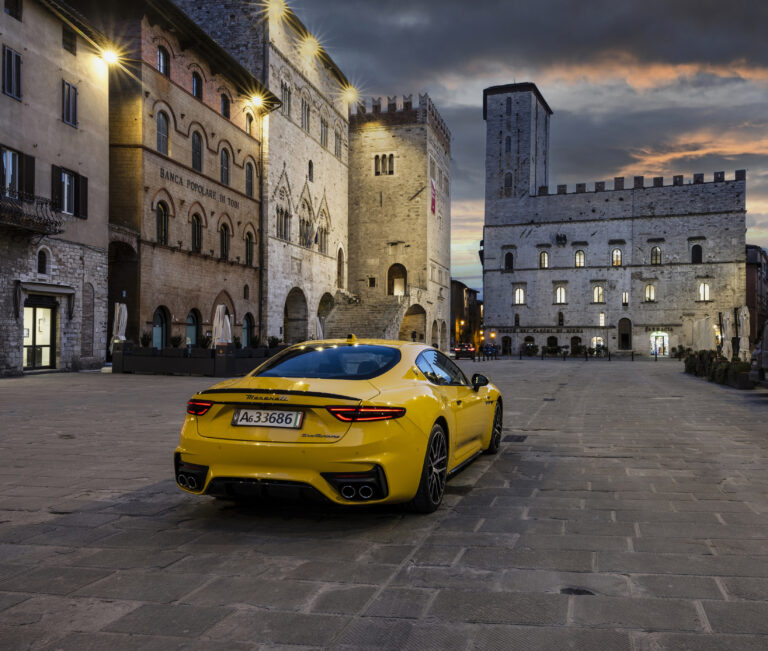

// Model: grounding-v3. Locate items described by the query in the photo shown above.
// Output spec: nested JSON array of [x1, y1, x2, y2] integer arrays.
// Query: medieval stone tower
[[343, 94, 451, 348]]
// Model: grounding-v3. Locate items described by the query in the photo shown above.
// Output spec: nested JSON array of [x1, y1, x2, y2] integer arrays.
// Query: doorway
[[618, 318, 632, 350], [650, 331, 669, 356], [23, 296, 57, 370]]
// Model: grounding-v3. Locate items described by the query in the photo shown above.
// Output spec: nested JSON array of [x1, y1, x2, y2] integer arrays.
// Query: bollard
[[585, 349, 588, 361], [655, 350, 658, 361], [519, 349, 522, 360], [631, 351, 634, 361], [608, 351, 611, 361]]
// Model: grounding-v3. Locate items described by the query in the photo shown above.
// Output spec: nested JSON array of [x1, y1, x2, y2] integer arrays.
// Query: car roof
[[291, 337, 430, 351]]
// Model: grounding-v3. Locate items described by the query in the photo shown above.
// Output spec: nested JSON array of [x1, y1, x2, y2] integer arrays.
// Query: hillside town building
[[482, 83, 747, 356], [0, 0, 110, 375]]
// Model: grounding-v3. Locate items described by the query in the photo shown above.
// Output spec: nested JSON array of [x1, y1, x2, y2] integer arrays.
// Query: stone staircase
[[323, 294, 408, 340]]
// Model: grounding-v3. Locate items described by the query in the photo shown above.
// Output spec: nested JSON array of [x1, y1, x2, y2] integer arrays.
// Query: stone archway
[[618, 318, 632, 350], [107, 240, 139, 349], [440, 320, 448, 351], [399, 304, 426, 342], [430, 320, 439, 348], [284, 287, 308, 344], [316, 292, 334, 339]]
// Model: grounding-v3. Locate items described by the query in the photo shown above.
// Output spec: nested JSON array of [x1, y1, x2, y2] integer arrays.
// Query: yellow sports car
[[174, 336, 503, 512]]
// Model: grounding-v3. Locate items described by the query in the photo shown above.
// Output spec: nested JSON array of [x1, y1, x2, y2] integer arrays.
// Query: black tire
[[484, 402, 502, 455], [408, 423, 448, 513]]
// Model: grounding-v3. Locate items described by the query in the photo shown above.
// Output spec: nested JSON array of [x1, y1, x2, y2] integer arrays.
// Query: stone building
[[746, 244, 768, 345], [0, 0, 110, 376], [345, 94, 451, 347], [72, 0, 277, 349], [482, 83, 747, 356], [172, 0, 351, 344], [450, 279, 482, 350]]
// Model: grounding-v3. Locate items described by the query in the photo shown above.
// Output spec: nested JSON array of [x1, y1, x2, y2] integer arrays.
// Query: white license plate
[[232, 409, 304, 429]]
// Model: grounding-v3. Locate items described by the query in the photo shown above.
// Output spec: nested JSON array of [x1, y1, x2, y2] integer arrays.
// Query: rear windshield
[[254, 344, 401, 380]]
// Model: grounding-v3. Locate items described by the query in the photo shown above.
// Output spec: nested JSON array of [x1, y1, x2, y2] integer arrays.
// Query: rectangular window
[[301, 97, 310, 132], [3, 45, 22, 100], [320, 118, 328, 148], [368, 277, 376, 288], [62, 26, 76, 55], [4, 0, 21, 20], [280, 81, 291, 117], [621, 291, 629, 306], [62, 81, 78, 127], [599, 312, 605, 327], [1, 147, 19, 195], [334, 130, 341, 158], [61, 169, 75, 214]]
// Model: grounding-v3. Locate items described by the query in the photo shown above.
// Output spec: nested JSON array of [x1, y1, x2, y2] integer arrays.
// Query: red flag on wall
[[431, 179, 436, 214]]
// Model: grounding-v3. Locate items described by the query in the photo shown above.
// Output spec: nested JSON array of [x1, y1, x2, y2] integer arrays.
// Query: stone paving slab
[[1, 362, 768, 647]]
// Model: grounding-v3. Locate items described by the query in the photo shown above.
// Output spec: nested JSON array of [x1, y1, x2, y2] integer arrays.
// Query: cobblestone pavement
[[1, 360, 768, 649]]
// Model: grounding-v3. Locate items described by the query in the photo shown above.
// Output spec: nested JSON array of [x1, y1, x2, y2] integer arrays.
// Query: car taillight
[[187, 399, 213, 416], [327, 406, 406, 422], [469, 347, 475, 351]]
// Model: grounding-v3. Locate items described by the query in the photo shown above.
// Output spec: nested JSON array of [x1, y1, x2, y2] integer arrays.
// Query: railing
[[0, 187, 63, 235]]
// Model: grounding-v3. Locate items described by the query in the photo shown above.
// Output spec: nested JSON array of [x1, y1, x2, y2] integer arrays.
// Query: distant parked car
[[453, 343, 476, 360]]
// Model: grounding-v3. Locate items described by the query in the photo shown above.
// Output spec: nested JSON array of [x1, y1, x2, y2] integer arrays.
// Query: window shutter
[[61, 80, 65, 121], [74, 86, 78, 126], [21, 154, 34, 196], [50, 165, 61, 209], [76, 174, 88, 218]]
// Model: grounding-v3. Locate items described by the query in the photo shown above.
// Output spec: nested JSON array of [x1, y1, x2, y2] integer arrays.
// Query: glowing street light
[[251, 94, 264, 109], [101, 49, 119, 65], [341, 84, 359, 105], [299, 34, 321, 61], [264, 0, 288, 23]]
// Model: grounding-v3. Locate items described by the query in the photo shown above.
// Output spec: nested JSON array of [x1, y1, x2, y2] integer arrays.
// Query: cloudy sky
[[293, 0, 768, 293]]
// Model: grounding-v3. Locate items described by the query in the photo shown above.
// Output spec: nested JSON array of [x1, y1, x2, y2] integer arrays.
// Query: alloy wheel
[[427, 429, 447, 504]]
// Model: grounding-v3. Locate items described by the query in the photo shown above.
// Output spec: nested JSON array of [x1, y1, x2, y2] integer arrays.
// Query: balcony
[[0, 187, 63, 235]]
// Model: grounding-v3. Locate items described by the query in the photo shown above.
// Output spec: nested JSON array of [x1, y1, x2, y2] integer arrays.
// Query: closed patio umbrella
[[110, 303, 127, 354], [721, 313, 732, 361], [739, 305, 751, 362], [212, 305, 232, 345]]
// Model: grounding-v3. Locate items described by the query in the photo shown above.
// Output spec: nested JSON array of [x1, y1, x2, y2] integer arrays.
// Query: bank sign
[[160, 168, 241, 209]]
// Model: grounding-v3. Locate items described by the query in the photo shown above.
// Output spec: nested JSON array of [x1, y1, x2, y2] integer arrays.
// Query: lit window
[[651, 246, 662, 265], [156, 202, 168, 244], [61, 170, 75, 214], [612, 248, 622, 266], [156, 111, 169, 155], [698, 283, 710, 301], [2, 147, 19, 195], [192, 72, 202, 100], [157, 46, 170, 77], [539, 251, 549, 269], [575, 250, 585, 267], [622, 291, 629, 306], [220, 149, 229, 185], [645, 284, 655, 302], [599, 312, 605, 327], [555, 286, 566, 304], [514, 288, 525, 305], [593, 285, 604, 303]]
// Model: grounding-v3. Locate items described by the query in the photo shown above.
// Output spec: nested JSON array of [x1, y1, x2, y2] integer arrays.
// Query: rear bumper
[[174, 416, 426, 505]]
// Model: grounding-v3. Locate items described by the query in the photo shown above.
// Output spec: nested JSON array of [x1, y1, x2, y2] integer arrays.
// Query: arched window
[[157, 46, 169, 76], [156, 202, 168, 245], [156, 111, 169, 155], [244, 231, 254, 266], [691, 244, 703, 264], [539, 251, 549, 269], [504, 172, 513, 197], [645, 284, 656, 301], [574, 250, 585, 267], [220, 149, 229, 185], [506, 96, 512, 115], [388, 154, 394, 175], [374, 155, 380, 176], [593, 285, 604, 303], [191, 131, 202, 172], [185, 310, 200, 346], [220, 94, 230, 119], [245, 113, 254, 136], [242, 313, 254, 347], [244, 284, 249, 300], [651, 246, 662, 265], [308, 160, 313, 182], [504, 252, 514, 271], [152, 307, 168, 349], [381, 154, 388, 175], [612, 248, 622, 266], [37, 250, 47, 274], [191, 214, 202, 253], [505, 136, 511, 153], [698, 282, 710, 301], [622, 291, 629, 306], [555, 286, 566, 304], [245, 163, 254, 197], [514, 288, 525, 305], [192, 72, 202, 100], [219, 223, 230, 260]]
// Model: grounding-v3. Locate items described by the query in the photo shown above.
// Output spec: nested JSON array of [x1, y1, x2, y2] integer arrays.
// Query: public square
[[1, 359, 768, 649]]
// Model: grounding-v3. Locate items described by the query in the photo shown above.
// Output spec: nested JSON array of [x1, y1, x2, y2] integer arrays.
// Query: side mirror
[[471, 373, 489, 392]]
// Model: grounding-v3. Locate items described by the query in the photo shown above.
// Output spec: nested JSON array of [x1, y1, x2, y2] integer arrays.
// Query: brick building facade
[[482, 83, 747, 356], [0, 0, 110, 376]]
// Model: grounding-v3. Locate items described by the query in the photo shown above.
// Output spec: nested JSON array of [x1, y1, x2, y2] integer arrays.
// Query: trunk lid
[[193, 377, 380, 443]]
